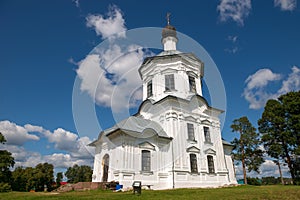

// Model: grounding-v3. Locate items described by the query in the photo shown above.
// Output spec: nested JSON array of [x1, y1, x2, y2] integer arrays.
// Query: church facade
[[89, 20, 237, 189]]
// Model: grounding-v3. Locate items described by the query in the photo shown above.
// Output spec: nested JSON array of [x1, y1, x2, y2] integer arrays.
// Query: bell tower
[[139, 14, 204, 103]]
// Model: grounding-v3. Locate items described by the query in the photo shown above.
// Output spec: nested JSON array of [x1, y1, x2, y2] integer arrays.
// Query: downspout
[[171, 138, 175, 189]]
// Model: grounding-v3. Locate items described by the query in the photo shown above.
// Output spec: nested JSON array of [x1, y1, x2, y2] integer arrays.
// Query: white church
[[89, 19, 237, 189]]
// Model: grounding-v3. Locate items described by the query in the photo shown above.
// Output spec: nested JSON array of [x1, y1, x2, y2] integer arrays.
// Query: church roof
[[90, 116, 171, 145]]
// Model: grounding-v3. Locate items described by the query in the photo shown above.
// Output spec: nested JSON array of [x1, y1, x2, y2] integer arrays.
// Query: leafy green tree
[[11, 163, 54, 191], [65, 164, 93, 183], [11, 167, 27, 191], [258, 91, 300, 184], [0, 132, 15, 189], [231, 116, 264, 185], [56, 172, 63, 187]]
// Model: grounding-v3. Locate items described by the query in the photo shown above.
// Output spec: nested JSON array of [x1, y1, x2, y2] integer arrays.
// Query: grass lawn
[[0, 185, 299, 200]]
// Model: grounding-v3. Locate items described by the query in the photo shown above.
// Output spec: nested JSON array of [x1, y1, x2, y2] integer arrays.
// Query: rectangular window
[[165, 74, 175, 91], [190, 154, 198, 173], [204, 126, 211, 143], [189, 76, 196, 93], [142, 150, 151, 171], [147, 80, 153, 97], [207, 155, 215, 174], [187, 123, 195, 141]]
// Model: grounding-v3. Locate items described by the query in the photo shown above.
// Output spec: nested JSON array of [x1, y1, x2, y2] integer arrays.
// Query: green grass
[[0, 185, 299, 200]]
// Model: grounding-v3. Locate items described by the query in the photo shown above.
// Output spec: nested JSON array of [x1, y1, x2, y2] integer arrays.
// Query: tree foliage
[[0, 132, 15, 190], [231, 116, 264, 184], [258, 91, 300, 184], [11, 163, 54, 191], [65, 164, 93, 183], [56, 172, 63, 187]]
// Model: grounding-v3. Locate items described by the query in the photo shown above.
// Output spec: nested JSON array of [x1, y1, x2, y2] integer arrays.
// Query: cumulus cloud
[[0, 120, 94, 171], [235, 159, 290, 179], [243, 66, 300, 109], [86, 5, 126, 40], [274, 0, 297, 11], [77, 6, 150, 113], [0, 120, 39, 145], [217, 0, 252, 26]]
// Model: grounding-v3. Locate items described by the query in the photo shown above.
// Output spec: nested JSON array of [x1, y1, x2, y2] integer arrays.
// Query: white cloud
[[245, 68, 281, 90], [217, 0, 252, 26], [235, 159, 290, 179], [243, 66, 300, 109], [86, 5, 126, 40], [77, 46, 145, 112], [0, 120, 39, 145], [0, 120, 94, 171], [77, 6, 151, 113], [44, 128, 78, 151], [274, 0, 297, 11], [278, 66, 300, 94]]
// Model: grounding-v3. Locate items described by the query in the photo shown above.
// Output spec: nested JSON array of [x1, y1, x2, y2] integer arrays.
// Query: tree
[[65, 164, 93, 183], [231, 116, 264, 185], [0, 132, 15, 189], [56, 172, 63, 187], [258, 91, 300, 184], [11, 163, 54, 192]]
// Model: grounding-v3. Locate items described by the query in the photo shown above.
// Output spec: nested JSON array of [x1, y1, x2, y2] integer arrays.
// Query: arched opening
[[102, 154, 109, 182]]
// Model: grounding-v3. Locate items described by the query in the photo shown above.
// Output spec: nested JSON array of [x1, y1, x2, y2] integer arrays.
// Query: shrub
[[0, 183, 12, 192]]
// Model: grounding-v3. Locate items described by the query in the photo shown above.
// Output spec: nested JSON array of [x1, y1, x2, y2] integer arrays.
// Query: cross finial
[[166, 12, 171, 25]]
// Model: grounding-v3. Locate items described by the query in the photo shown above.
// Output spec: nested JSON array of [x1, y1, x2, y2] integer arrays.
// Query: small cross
[[166, 12, 171, 25]]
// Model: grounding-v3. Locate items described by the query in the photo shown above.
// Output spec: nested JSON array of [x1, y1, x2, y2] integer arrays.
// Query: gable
[[139, 141, 156, 151], [204, 148, 216, 155], [186, 146, 200, 153]]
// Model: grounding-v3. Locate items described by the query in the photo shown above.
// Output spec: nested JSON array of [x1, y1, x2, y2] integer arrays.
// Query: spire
[[162, 12, 178, 51]]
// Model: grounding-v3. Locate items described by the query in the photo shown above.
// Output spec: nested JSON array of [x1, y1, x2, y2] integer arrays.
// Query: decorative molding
[[186, 146, 200, 153], [204, 148, 216, 155], [138, 141, 156, 151]]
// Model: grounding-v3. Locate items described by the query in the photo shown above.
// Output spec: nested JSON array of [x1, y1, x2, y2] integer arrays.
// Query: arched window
[[142, 150, 151, 171], [190, 153, 198, 173], [207, 155, 215, 174]]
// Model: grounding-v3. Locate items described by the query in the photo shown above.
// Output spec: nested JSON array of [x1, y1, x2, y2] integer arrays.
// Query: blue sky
[[1, 0, 300, 179]]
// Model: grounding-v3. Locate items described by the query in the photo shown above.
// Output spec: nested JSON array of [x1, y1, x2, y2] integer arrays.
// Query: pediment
[[138, 141, 156, 151], [186, 146, 200, 153], [185, 116, 197, 122], [204, 148, 216, 155], [201, 119, 211, 126]]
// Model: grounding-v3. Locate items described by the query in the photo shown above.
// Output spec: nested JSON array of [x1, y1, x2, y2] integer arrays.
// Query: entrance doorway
[[102, 154, 109, 182]]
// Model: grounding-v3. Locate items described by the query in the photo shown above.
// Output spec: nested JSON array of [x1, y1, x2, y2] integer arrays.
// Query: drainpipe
[[171, 137, 175, 189]]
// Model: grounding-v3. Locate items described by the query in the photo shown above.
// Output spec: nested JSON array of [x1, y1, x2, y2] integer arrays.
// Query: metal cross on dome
[[166, 12, 171, 25]]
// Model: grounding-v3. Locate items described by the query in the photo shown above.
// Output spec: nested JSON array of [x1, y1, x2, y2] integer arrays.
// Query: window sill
[[140, 171, 153, 175], [204, 141, 213, 145], [164, 89, 177, 93], [187, 139, 197, 144]]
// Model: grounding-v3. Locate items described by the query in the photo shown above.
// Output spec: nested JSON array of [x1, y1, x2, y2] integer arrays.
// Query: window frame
[[188, 76, 196, 93], [190, 153, 198, 174], [165, 74, 175, 91], [207, 155, 215, 174], [141, 150, 151, 172], [204, 126, 211, 143], [187, 123, 195, 141], [147, 80, 153, 97]]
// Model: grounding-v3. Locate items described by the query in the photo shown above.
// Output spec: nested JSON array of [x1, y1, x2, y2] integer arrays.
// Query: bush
[[247, 177, 262, 186], [0, 183, 12, 192]]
